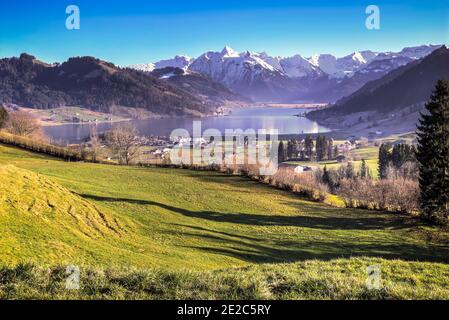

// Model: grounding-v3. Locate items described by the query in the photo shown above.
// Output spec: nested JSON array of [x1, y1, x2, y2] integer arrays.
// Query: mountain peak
[[174, 55, 192, 61], [351, 52, 367, 64], [221, 46, 238, 57], [19, 53, 36, 61]]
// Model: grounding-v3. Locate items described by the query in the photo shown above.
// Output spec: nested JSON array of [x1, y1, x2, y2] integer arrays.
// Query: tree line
[[378, 143, 417, 180], [278, 135, 337, 163]]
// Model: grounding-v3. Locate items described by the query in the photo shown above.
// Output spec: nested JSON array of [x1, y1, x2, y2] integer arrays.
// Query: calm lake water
[[44, 107, 330, 144]]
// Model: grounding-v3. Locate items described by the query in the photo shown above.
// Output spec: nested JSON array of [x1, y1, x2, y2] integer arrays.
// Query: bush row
[[0, 131, 82, 161], [140, 161, 421, 215]]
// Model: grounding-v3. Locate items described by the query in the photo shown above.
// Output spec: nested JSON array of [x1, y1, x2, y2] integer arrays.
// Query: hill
[[1, 144, 449, 299], [0, 54, 209, 116], [1, 143, 449, 271], [0, 164, 130, 266], [308, 46, 449, 121]]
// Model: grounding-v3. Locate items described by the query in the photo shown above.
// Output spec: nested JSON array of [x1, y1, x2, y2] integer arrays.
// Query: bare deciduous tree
[[90, 127, 102, 162], [6, 110, 44, 139], [105, 123, 139, 165]]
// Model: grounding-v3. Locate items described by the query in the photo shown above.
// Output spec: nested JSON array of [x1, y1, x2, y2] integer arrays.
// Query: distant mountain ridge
[[307, 46, 449, 121], [150, 67, 249, 107], [131, 45, 441, 102], [0, 54, 217, 116]]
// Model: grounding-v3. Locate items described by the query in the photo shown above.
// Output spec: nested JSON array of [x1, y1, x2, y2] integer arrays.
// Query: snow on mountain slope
[[310, 51, 378, 78], [128, 63, 155, 73], [189, 47, 284, 86], [256, 52, 283, 71], [309, 54, 338, 76], [154, 55, 193, 70], [129, 56, 192, 73], [278, 55, 322, 78], [188, 47, 296, 101], [130, 44, 441, 102]]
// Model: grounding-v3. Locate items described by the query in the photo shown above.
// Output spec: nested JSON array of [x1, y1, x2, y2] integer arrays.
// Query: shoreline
[[31, 103, 329, 127]]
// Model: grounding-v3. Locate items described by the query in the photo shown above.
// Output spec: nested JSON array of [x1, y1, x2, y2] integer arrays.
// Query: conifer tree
[[345, 162, 356, 180], [322, 165, 333, 191], [333, 146, 339, 159], [316, 135, 327, 161], [0, 105, 8, 128], [378, 143, 391, 179], [304, 135, 314, 161], [417, 80, 449, 224], [278, 141, 286, 163], [327, 139, 334, 160], [360, 159, 368, 179], [287, 140, 295, 160]]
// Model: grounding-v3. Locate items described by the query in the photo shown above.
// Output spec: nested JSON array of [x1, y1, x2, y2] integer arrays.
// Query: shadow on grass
[[172, 224, 449, 264], [79, 193, 407, 231], [79, 194, 154, 205], [78, 193, 449, 264]]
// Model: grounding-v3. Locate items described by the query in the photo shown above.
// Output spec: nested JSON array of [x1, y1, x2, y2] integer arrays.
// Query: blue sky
[[1, 0, 448, 65]]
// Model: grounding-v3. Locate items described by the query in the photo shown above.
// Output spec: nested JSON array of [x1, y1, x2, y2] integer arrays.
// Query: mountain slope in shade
[[307, 46, 449, 120], [151, 67, 250, 106], [299, 45, 442, 103], [0, 54, 210, 116]]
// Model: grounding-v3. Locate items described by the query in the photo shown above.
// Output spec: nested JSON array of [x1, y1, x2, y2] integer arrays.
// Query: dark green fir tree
[[416, 80, 449, 224], [360, 159, 368, 179], [378, 143, 391, 179], [278, 141, 286, 164], [0, 105, 8, 128]]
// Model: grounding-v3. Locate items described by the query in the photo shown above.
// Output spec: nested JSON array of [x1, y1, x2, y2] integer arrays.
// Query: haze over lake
[[44, 107, 330, 144]]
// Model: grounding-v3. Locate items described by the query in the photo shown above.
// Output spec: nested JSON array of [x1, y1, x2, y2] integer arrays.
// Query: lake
[[43, 107, 330, 144]]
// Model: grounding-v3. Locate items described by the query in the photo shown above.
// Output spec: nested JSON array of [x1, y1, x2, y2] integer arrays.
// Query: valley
[[2, 143, 449, 299], [2, 0, 449, 304]]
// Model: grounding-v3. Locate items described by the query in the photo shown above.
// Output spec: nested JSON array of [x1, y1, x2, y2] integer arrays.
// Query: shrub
[[338, 177, 419, 214]]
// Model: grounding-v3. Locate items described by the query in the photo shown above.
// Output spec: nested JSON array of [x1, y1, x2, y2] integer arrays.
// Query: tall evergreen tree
[[391, 144, 404, 168], [316, 135, 327, 161], [287, 140, 295, 160], [304, 135, 314, 161], [294, 140, 301, 159], [0, 105, 8, 128], [278, 141, 286, 164], [378, 143, 391, 179], [333, 146, 339, 159], [360, 159, 368, 179], [417, 80, 449, 224], [322, 165, 335, 191], [345, 162, 356, 180], [327, 139, 334, 160]]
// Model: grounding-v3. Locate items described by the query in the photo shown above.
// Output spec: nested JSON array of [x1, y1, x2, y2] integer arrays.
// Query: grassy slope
[[1, 143, 449, 272], [2, 258, 449, 299]]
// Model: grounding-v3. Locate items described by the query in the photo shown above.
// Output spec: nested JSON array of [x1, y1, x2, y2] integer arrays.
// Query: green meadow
[[1, 143, 449, 299]]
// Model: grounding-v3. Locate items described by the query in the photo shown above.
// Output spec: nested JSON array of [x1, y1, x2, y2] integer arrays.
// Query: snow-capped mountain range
[[130, 44, 441, 102]]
